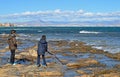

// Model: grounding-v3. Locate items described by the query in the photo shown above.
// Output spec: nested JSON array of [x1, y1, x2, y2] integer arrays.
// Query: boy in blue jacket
[[37, 35, 48, 67]]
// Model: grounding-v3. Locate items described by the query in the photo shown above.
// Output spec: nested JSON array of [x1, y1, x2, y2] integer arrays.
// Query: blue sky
[[0, 0, 120, 14], [0, 0, 120, 26]]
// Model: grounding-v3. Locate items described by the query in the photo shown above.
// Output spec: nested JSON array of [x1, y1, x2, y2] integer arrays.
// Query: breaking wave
[[79, 30, 101, 34]]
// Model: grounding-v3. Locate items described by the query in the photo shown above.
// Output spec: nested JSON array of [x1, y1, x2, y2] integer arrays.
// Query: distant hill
[[14, 19, 120, 27]]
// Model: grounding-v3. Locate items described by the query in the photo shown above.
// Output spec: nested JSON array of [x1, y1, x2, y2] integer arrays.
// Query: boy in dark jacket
[[37, 35, 48, 67], [7, 30, 17, 65]]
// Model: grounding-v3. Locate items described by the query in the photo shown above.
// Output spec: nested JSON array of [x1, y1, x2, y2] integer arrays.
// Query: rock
[[60, 59, 69, 64], [47, 62, 56, 66], [39, 71, 63, 77], [29, 49, 37, 57], [76, 70, 87, 74], [1, 34, 9, 38], [0, 63, 63, 77], [0, 46, 9, 52], [21, 71, 63, 77], [67, 58, 99, 69], [92, 68, 120, 77], [49, 40, 68, 47], [1, 40, 120, 77], [15, 49, 37, 61], [80, 74, 94, 77], [81, 58, 98, 64], [45, 55, 53, 58], [115, 64, 120, 69], [99, 73, 120, 77], [105, 52, 120, 60], [67, 63, 81, 68]]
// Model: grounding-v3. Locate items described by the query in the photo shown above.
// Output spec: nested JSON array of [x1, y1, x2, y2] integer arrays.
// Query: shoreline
[[1, 40, 120, 60], [0, 40, 120, 77]]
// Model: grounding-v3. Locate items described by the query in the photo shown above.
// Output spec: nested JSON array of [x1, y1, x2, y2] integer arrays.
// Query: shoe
[[12, 63, 17, 65], [42, 65, 47, 68], [37, 64, 41, 67]]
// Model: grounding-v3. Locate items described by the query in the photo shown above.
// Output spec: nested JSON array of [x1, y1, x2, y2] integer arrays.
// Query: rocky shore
[[0, 40, 120, 77]]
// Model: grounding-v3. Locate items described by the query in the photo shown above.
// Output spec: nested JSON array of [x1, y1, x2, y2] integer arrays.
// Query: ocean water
[[0, 27, 120, 53]]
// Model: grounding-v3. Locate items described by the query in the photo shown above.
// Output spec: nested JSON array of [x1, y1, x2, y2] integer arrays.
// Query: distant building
[[0, 22, 15, 27], [0, 23, 2, 26]]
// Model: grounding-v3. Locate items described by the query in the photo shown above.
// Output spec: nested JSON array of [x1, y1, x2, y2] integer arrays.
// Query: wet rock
[[67, 62, 82, 69], [0, 63, 63, 77], [60, 59, 69, 64], [39, 71, 63, 77], [46, 55, 53, 58], [21, 71, 63, 77], [85, 67, 106, 73], [105, 52, 120, 60], [69, 41, 85, 48], [15, 49, 37, 61], [80, 74, 94, 77], [76, 70, 87, 74], [50, 50, 63, 54], [28, 49, 37, 57], [74, 74, 94, 77], [0, 46, 9, 52], [47, 62, 56, 66], [78, 58, 98, 64], [1, 40, 120, 77], [67, 58, 99, 69], [1, 34, 9, 38], [49, 40, 68, 47], [92, 68, 120, 77], [98, 73, 120, 77], [114, 64, 120, 69]]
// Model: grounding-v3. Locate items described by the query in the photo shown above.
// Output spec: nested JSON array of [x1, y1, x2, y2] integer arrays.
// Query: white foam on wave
[[19, 34, 30, 37], [92, 46, 103, 50], [55, 33, 61, 35], [38, 31, 42, 33], [91, 45, 120, 54], [17, 34, 31, 40], [0, 33, 6, 36], [79, 30, 101, 34]]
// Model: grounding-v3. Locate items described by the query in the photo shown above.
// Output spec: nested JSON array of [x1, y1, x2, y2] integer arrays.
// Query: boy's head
[[11, 30, 16, 34], [41, 35, 46, 40]]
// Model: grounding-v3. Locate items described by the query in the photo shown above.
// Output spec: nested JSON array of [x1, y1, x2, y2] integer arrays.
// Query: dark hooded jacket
[[37, 39, 47, 55], [7, 35, 17, 50]]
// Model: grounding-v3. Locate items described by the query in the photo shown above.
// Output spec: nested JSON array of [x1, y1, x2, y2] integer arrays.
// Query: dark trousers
[[10, 50, 15, 64], [37, 55, 47, 66]]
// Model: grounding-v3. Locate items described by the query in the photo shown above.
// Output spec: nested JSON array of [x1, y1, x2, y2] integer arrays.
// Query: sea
[[0, 27, 120, 53]]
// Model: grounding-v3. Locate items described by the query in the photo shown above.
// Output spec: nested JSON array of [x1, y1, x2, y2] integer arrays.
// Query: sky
[[0, 0, 120, 26], [0, 0, 120, 14]]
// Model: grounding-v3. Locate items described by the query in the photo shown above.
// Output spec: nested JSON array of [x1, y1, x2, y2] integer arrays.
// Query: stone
[[67, 58, 99, 69], [76, 70, 87, 74]]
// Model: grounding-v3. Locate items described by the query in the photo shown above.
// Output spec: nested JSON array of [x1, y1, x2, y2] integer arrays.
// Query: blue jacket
[[37, 39, 47, 55]]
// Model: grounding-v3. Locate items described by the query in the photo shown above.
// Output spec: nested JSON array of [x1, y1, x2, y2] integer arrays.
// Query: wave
[[19, 34, 30, 37], [79, 30, 101, 34], [38, 31, 42, 33], [0, 33, 6, 36]]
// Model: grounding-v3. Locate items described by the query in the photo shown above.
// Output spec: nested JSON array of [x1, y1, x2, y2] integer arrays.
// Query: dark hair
[[11, 30, 16, 34], [41, 35, 46, 40]]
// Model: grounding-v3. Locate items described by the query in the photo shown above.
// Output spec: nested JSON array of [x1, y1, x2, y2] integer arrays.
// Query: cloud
[[0, 9, 120, 23]]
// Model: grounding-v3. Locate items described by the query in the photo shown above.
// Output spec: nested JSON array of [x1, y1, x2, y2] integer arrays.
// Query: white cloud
[[83, 12, 94, 17], [54, 9, 61, 13], [0, 9, 120, 23]]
